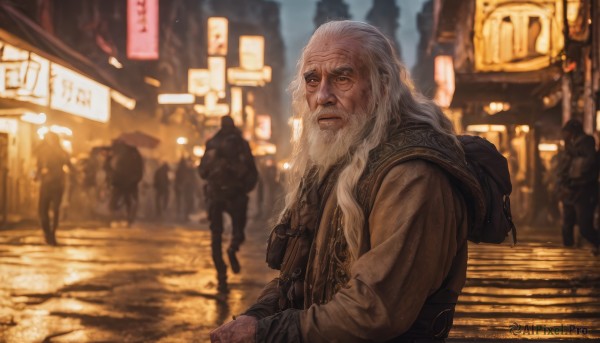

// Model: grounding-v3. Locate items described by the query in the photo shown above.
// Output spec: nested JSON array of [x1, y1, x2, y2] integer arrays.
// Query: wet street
[[0, 219, 277, 343], [1, 222, 599, 342]]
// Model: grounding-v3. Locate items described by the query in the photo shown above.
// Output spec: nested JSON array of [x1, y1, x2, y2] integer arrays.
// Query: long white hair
[[284, 21, 456, 260]]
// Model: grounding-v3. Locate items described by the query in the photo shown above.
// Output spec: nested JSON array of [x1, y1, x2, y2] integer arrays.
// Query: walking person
[[175, 157, 196, 221], [199, 116, 258, 292], [153, 162, 170, 219], [557, 119, 600, 254], [36, 132, 71, 246], [105, 139, 144, 226]]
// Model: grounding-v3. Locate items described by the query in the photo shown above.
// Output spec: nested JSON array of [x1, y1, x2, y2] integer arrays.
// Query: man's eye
[[335, 76, 350, 83], [334, 75, 353, 90], [305, 78, 319, 89]]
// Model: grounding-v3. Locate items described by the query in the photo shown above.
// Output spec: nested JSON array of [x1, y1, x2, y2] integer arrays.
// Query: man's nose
[[316, 80, 336, 106]]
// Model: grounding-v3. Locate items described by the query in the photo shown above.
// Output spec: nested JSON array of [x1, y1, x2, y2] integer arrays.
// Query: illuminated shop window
[[474, 0, 565, 72]]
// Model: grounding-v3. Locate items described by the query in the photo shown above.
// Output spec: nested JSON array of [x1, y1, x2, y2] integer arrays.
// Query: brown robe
[[247, 125, 482, 342]]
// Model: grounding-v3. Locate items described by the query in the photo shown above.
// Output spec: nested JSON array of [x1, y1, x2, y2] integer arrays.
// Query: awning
[[0, 3, 141, 101], [451, 67, 562, 108]]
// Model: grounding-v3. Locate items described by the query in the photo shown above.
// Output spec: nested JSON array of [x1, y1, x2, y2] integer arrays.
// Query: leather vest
[[274, 123, 485, 339]]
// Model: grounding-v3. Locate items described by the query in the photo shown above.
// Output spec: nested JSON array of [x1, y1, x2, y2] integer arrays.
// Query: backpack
[[205, 133, 258, 193], [458, 135, 517, 245]]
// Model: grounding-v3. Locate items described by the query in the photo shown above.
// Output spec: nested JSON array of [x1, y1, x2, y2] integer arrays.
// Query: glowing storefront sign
[[208, 17, 228, 56], [0, 118, 18, 135], [188, 69, 210, 96], [127, 0, 159, 60], [227, 67, 272, 87], [157, 93, 195, 104], [0, 41, 50, 106], [208, 57, 226, 98], [474, 0, 564, 72], [194, 91, 230, 117], [50, 64, 110, 123], [240, 36, 264, 71]]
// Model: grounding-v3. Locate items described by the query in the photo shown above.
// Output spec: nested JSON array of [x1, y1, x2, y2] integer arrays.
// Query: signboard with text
[[127, 0, 159, 60], [0, 41, 50, 106], [188, 69, 210, 96], [208, 17, 228, 56], [50, 64, 110, 123], [240, 36, 264, 71]]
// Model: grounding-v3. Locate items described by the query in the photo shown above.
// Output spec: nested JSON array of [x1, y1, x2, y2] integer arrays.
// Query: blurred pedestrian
[[36, 132, 71, 246], [557, 119, 599, 253], [175, 157, 196, 221], [199, 116, 258, 292], [105, 139, 144, 226], [153, 162, 170, 218]]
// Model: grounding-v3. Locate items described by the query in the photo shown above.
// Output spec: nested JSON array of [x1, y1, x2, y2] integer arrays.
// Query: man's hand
[[210, 315, 257, 343]]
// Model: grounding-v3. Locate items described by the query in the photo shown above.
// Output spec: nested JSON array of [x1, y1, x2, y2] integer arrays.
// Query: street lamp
[[176, 136, 188, 145]]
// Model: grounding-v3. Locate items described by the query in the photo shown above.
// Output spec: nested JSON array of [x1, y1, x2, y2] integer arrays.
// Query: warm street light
[[20, 112, 46, 125], [50, 125, 73, 136], [158, 93, 195, 105], [176, 136, 189, 145], [109, 56, 123, 69], [193, 145, 205, 157]]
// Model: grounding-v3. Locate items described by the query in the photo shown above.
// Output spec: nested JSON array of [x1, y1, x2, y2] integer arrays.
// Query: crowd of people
[[33, 119, 279, 251]]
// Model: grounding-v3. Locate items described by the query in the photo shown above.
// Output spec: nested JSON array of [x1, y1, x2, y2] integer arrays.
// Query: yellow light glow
[[231, 87, 243, 126], [62, 140, 73, 153], [227, 66, 272, 86], [518, 125, 530, 133], [157, 93, 195, 104], [0, 118, 18, 135], [110, 90, 136, 110], [240, 36, 265, 71], [20, 112, 46, 125], [50, 63, 110, 123], [485, 102, 511, 115], [176, 137, 188, 145], [466, 124, 506, 133], [0, 41, 51, 107], [109, 56, 123, 69], [50, 125, 73, 136], [208, 57, 226, 96], [37, 126, 49, 139], [192, 145, 205, 157], [208, 17, 229, 56], [434, 55, 455, 108], [254, 142, 277, 156], [474, 0, 564, 72], [188, 69, 210, 96], [144, 76, 161, 87], [538, 143, 558, 152], [282, 162, 291, 170]]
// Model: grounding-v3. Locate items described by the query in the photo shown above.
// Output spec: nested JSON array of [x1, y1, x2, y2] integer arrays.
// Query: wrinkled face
[[303, 36, 371, 132]]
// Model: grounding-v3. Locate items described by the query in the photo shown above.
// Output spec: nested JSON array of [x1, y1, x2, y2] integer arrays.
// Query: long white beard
[[307, 108, 370, 173]]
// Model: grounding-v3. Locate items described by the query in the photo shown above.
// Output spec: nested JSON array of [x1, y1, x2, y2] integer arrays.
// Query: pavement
[[0, 221, 599, 342], [0, 218, 277, 343]]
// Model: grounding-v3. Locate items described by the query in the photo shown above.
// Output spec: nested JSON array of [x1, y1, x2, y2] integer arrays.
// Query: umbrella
[[117, 130, 160, 149]]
